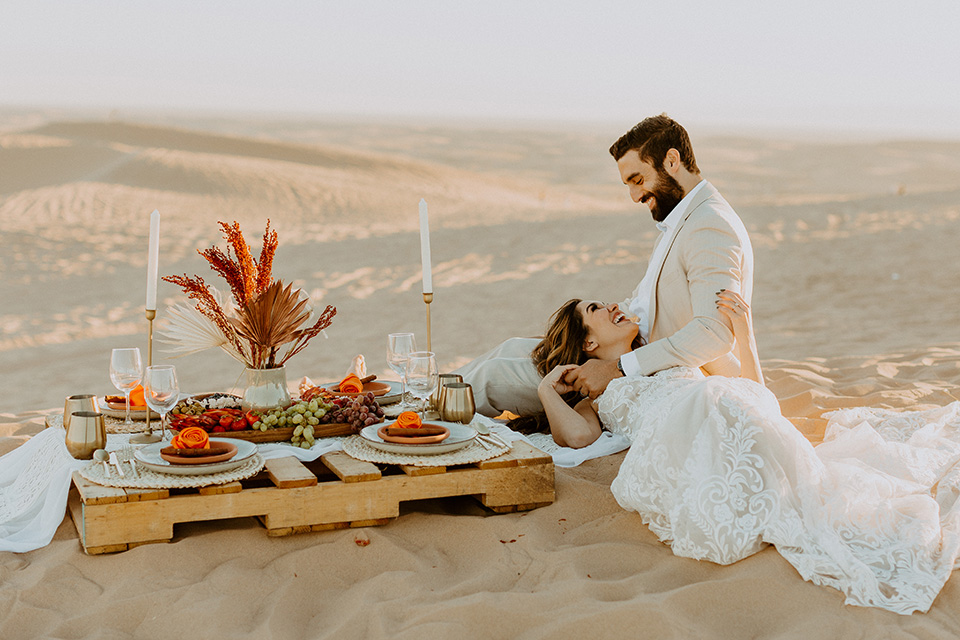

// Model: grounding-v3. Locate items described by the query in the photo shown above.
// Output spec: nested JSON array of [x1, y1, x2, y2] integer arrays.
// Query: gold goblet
[[65, 411, 107, 460], [62, 394, 99, 429], [431, 373, 463, 412], [438, 382, 476, 424]]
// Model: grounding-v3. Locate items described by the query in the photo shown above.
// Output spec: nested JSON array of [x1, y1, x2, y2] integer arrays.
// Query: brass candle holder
[[423, 291, 433, 353], [130, 308, 162, 444]]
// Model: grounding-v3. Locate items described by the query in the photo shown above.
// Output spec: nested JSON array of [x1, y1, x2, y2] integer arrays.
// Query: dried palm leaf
[[159, 302, 248, 365], [231, 280, 312, 368]]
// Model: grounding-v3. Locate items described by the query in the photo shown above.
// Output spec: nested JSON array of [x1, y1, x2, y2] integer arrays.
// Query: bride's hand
[[716, 289, 751, 334], [539, 364, 580, 395]]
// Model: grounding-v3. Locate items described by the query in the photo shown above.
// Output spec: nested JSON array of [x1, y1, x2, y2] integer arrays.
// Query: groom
[[458, 113, 753, 414]]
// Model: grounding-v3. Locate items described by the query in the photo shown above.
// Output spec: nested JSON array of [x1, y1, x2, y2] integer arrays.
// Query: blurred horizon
[[3, 1, 959, 139]]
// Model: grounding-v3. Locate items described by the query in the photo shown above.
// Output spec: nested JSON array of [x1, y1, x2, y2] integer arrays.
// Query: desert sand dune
[[2, 112, 960, 638]]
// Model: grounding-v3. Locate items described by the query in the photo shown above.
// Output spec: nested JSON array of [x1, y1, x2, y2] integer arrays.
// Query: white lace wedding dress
[[597, 367, 960, 615]]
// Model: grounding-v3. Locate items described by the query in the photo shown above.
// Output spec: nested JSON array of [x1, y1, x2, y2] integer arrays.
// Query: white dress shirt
[[619, 180, 707, 376]]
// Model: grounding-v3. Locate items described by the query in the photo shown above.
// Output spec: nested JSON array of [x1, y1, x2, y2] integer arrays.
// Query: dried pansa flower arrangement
[[161, 220, 336, 369]]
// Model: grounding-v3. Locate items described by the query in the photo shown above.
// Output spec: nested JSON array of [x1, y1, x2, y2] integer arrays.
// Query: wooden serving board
[[178, 422, 356, 443]]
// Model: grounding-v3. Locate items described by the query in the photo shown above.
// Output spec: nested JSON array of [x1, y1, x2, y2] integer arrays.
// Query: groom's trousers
[[454, 337, 543, 417]]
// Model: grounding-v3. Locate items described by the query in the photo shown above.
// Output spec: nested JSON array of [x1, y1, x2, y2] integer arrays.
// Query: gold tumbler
[[62, 394, 99, 429], [431, 373, 463, 411], [438, 382, 476, 424], [65, 411, 106, 460]]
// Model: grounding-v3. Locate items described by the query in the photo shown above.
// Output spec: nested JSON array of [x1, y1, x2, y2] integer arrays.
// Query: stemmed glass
[[109, 348, 143, 426], [404, 351, 438, 419], [143, 365, 180, 442], [387, 332, 417, 410]]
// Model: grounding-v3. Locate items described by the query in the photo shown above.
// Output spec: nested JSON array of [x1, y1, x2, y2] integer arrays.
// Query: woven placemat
[[78, 454, 265, 489], [342, 435, 509, 466], [45, 413, 160, 435]]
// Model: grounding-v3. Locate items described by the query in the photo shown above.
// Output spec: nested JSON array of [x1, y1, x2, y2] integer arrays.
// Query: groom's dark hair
[[609, 113, 700, 174]]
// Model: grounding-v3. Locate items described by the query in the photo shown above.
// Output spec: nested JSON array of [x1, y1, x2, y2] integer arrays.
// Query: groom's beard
[[644, 169, 686, 222]]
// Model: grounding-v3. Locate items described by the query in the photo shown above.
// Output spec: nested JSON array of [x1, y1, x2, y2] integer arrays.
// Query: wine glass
[[387, 332, 417, 410], [143, 365, 180, 442], [404, 351, 438, 419], [109, 348, 143, 425]]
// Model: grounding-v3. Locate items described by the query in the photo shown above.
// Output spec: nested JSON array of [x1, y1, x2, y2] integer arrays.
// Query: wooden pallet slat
[[320, 451, 382, 482], [399, 464, 447, 476], [264, 457, 317, 488], [72, 471, 130, 505], [198, 481, 243, 496]]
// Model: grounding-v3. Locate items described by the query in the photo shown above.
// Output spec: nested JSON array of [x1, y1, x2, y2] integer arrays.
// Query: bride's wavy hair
[[530, 299, 589, 376], [508, 298, 642, 434]]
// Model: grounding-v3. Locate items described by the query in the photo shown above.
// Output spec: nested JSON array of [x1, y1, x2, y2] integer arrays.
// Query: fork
[[119, 445, 140, 479]]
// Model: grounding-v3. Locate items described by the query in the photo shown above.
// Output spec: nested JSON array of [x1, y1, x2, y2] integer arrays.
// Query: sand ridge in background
[[2, 112, 960, 638]]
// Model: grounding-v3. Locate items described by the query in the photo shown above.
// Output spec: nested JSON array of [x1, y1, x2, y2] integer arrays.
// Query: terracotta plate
[[377, 424, 450, 444], [98, 396, 160, 420], [160, 441, 238, 465], [323, 381, 393, 397]]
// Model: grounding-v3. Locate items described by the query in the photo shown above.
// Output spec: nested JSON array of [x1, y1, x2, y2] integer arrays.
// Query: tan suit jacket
[[625, 182, 753, 377]]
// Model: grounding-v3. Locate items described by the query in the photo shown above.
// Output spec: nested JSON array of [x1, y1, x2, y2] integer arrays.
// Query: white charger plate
[[134, 437, 257, 475], [359, 421, 477, 455]]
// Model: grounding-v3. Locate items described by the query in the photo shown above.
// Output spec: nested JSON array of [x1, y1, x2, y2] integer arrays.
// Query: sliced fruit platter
[[168, 388, 386, 447]]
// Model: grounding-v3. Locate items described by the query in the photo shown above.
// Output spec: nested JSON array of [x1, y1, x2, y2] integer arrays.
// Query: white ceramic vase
[[242, 366, 291, 411]]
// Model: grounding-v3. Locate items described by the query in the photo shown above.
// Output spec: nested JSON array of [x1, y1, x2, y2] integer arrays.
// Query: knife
[[109, 451, 126, 477]]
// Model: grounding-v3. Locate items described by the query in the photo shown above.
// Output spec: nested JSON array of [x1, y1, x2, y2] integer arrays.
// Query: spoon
[[474, 422, 508, 449], [93, 449, 111, 477]]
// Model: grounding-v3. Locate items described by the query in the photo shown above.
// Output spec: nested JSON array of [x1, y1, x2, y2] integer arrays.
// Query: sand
[[2, 110, 960, 638]]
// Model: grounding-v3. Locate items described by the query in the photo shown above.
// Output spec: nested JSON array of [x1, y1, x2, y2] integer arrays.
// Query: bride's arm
[[538, 364, 604, 448], [716, 290, 764, 385]]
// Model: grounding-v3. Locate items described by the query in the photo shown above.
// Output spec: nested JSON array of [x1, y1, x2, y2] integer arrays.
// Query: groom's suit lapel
[[646, 182, 718, 338]]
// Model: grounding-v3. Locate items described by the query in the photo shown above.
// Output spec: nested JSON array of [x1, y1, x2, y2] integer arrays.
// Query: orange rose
[[339, 374, 363, 394], [393, 411, 422, 429], [172, 426, 210, 449], [129, 384, 146, 407]]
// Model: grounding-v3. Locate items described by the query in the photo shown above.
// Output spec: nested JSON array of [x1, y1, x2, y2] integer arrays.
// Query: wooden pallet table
[[68, 440, 555, 554]]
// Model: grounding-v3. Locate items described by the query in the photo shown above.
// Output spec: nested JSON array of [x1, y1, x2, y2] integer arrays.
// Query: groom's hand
[[564, 359, 622, 399]]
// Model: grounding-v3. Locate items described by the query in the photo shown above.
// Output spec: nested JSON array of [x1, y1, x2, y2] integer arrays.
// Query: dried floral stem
[[256, 220, 278, 296], [279, 304, 337, 366], [162, 219, 335, 370]]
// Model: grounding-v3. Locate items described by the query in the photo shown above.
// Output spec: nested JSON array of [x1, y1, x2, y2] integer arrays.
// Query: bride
[[533, 291, 960, 615]]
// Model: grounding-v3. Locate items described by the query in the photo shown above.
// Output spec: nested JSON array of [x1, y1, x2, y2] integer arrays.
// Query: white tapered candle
[[146, 209, 160, 310], [419, 198, 432, 294]]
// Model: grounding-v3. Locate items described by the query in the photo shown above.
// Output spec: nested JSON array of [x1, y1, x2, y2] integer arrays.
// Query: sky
[[2, 0, 959, 136]]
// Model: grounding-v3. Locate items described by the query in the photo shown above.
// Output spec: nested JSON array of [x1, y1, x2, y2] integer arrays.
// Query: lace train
[[598, 368, 960, 614]]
